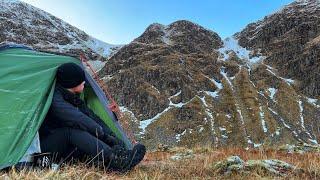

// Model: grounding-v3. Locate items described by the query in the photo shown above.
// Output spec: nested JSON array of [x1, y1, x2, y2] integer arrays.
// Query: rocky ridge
[[99, 1, 320, 149], [0, 0, 120, 67]]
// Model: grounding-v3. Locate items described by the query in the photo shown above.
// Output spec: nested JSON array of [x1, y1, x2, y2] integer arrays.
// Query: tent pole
[[79, 53, 137, 144]]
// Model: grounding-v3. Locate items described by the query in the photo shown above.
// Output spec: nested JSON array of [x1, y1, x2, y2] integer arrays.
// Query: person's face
[[72, 81, 85, 93]]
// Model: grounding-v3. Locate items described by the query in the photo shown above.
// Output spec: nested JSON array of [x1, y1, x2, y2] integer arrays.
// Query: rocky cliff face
[[0, 0, 119, 63], [99, 2, 320, 149], [99, 21, 228, 148], [236, 0, 320, 97]]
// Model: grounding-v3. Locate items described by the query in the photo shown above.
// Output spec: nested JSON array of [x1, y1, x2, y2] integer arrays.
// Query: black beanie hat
[[56, 63, 85, 88]]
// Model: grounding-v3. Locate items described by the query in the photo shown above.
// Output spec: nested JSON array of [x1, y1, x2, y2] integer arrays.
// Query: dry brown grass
[[1, 147, 320, 179]]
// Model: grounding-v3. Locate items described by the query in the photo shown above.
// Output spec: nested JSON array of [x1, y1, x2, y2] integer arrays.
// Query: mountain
[[0, 0, 120, 68], [1, 0, 319, 149], [99, 2, 320, 149]]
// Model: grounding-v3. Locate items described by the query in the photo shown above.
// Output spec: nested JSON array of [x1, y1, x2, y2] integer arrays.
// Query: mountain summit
[[134, 20, 222, 54]]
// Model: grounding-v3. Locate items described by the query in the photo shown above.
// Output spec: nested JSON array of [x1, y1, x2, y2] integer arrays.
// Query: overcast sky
[[21, 0, 294, 45]]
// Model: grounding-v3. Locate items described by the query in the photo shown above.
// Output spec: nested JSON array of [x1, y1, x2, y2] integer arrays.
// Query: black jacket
[[40, 83, 115, 140]]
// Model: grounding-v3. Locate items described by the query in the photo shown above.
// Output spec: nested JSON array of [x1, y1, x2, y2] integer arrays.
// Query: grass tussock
[[1, 147, 320, 179]]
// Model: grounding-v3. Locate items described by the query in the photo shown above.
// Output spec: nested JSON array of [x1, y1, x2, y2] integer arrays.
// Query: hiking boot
[[128, 143, 146, 169], [107, 145, 130, 171], [108, 143, 146, 172]]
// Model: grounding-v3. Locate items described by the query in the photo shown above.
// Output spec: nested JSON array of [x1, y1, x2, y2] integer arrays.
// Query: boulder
[[170, 150, 194, 161], [212, 156, 299, 176]]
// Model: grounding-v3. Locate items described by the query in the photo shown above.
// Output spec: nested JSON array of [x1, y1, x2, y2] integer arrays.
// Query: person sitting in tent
[[39, 62, 146, 172]]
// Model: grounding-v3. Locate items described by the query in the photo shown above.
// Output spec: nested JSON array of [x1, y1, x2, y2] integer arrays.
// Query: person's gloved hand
[[102, 134, 126, 147]]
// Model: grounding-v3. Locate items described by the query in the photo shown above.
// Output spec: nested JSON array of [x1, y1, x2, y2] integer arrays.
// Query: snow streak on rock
[[259, 106, 268, 133], [139, 91, 195, 134], [200, 96, 218, 146], [264, 64, 295, 86]]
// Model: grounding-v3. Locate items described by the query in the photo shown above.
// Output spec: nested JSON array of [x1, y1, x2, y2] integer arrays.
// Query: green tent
[[0, 44, 132, 169]]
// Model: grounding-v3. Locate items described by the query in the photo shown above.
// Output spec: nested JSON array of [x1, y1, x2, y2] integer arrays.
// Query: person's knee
[[68, 128, 86, 135], [68, 129, 111, 151], [50, 127, 72, 137]]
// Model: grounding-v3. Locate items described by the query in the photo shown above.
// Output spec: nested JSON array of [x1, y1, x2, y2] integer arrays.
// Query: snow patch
[[220, 67, 233, 90], [298, 100, 306, 130], [158, 25, 173, 45], [199, 96, 208, 107], [203, 75, 223, 90], [85, 37, 120, 58], [237, 108, 245, 125], [218, 37, 265, 64], [225, 114, 232, 119], [309, 139, 318, 145], [259, 106, 268, 133], [219, 127, 228, 139], [119, 106, 139, 124], [268, 88, 277, 100], [169, 101, 186, 108], [307, 97, 320, 108], [283, 78, 295, 85], [100, 75, 113, 81], [204, 91, 219, 98], [176, 129, 187, 142], [275, 127, 281, 136], [247, 137, 262, 148], [221, 134, 228, 139], [254, 143, 262, 148]]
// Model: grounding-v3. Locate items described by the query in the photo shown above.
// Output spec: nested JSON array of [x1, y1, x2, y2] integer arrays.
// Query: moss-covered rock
[[212, 156, 299, 176], [170, 150, 194, 161], [278, 143, 320, 154]]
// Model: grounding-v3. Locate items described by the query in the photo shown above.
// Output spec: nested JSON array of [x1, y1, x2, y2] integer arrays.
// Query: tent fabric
[[0, 45, 132, 169], [83, 71, 132, 148]]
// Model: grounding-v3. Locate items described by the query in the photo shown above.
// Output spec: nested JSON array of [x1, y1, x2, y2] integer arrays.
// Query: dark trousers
[[40, 128, 113, 164]]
